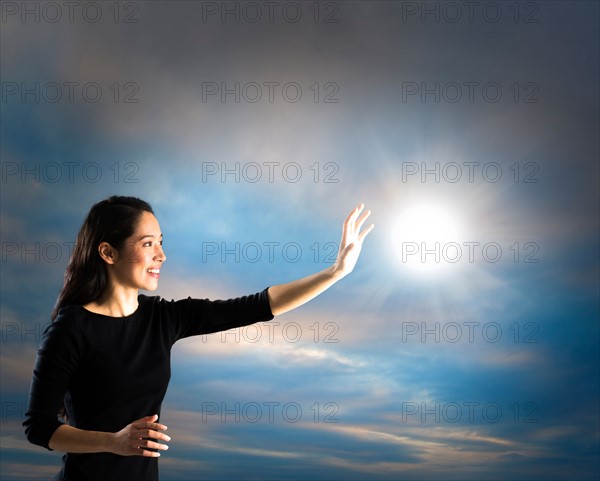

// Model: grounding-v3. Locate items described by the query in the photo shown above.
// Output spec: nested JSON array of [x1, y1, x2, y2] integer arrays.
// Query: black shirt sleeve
[[166, 287, 275, 342], [22, 288, 274, 452], [23, 310, 82, 450]]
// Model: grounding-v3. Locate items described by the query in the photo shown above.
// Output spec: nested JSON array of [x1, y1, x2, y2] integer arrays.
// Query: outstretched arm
[[267, 203, 374, 316]]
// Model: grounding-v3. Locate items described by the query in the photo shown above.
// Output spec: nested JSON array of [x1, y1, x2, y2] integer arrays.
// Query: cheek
[[122, 245, 146, 266], [140, 250, 156, 267]]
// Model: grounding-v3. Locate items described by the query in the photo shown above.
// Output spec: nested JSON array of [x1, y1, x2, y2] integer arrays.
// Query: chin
[[138, 280, 160, 291]]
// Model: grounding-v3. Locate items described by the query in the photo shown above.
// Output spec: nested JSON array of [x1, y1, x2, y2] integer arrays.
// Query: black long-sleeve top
[[23, 289, 274, 481]]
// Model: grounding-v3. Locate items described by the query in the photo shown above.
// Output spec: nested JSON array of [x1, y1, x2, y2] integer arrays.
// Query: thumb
[[342, 242, 356, 256]]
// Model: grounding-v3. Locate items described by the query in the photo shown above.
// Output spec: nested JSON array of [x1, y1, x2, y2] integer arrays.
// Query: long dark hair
[[52, 196, 153, 422], [52, 195, 154, 321]]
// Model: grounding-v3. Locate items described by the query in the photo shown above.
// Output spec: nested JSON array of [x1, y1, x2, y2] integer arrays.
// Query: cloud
[[1, 2, 598, 480]]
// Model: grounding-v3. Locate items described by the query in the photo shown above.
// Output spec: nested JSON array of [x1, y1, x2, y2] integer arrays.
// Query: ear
[[98, 242, 118, 265]]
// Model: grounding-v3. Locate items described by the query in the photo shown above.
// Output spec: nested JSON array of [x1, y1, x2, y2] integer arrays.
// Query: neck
[[84, 283, 139, 317]]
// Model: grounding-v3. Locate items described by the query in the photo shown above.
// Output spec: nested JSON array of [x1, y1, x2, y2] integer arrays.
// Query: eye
[[143, 241, 152, 247]]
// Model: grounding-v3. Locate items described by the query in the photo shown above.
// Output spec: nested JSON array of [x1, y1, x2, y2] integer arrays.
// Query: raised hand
[[266, 203, 374, 316], [332, 203, 374, 278]]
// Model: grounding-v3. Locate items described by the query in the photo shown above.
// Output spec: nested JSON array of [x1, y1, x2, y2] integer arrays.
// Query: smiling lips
[[147, 268, 160, 278]]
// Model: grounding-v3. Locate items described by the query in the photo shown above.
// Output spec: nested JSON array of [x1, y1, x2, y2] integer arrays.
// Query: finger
[[133, 421, 166, 431], [140, 429, 171, 441], [139, 448, 162, 458], [340, 212, 354, 247], [342, 204, 364, 243], [132, 414, 158, 426], [138, 438, 170, 450], [349, 203, 365, 224], [133, 420, 167, 431], [358, 223, 375, 243], [344, 203, 364, 227], [142, 422, 168, 431], [355, 209, 372, 233]]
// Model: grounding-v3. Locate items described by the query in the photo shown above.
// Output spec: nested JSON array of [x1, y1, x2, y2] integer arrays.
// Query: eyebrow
[[138, 233, 163, 241]]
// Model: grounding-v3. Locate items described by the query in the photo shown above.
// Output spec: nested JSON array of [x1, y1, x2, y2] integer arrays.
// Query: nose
[[154, 244, 166, 263]]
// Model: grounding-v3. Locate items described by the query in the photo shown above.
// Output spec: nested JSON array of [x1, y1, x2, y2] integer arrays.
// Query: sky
[[1, 1, 599, 480]]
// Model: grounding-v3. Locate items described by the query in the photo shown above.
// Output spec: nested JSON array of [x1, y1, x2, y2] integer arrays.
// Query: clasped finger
[[141, 429, 171, 442], [140, 438, 169, 451]]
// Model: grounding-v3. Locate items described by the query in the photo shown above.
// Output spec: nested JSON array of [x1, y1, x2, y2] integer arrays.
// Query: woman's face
[[111, 211, 166, 291]]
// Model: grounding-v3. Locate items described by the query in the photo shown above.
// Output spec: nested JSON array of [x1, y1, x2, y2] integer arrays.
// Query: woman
[[23, 195, 373, 481]]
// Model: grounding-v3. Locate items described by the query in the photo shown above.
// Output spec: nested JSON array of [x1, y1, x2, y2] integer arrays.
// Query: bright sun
[[392, 204, 465, 274]]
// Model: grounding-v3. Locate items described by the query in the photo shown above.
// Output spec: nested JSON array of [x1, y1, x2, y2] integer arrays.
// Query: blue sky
[[1, 1, 598, 480]]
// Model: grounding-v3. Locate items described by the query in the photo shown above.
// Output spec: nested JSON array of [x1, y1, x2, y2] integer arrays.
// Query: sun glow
[[392, 203, 465, 275]]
